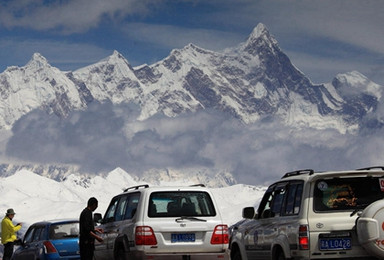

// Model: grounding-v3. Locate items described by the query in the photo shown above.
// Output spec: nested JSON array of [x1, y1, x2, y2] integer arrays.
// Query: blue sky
[[0, 0, 383, 85]]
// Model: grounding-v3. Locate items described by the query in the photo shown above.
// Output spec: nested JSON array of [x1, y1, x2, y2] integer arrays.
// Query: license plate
[[171, 233, 195, 243], [319, 238, 351, 250]]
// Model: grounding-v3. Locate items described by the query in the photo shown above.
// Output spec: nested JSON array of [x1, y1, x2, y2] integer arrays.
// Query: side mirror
[[94, 213, 103, 224], [242, 207, 255, 219]]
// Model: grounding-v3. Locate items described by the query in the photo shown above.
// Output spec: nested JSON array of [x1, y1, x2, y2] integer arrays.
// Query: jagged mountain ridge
[[0, 23, 382, 133], [0, 163, 237, 188]]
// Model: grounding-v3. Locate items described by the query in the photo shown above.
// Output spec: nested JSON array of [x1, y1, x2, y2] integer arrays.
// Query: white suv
[[94, 184, 229, 260], [229, 167, 384, 260]]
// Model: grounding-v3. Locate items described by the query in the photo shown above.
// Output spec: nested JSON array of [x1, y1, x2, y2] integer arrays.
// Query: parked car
[[93, 184, 229, 260], [12, 219, 80, 260], [229, 167, 384, 260]]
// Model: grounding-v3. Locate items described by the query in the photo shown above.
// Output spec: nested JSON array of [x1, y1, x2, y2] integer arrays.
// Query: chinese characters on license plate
[[171, 233, 196, 243], [320, 238, 351, 250]]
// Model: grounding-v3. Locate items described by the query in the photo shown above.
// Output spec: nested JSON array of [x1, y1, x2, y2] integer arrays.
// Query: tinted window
[[23, 227, 35, 243], [105, 193, 141, 222], [314, 177, 384, 212], [257, 182, 289, 218], [32, 226, 45, 242], [115, 193, 140, 221], [49, 222, 79, 239], [104, 197, 119, 222], [148, 191, 216, 218], [283, 182, 303, 215], [271, 185, 286, 217]]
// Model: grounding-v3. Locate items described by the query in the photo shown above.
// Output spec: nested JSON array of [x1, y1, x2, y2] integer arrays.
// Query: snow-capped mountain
[[0, 163, 236, 187], [0, 23, 382, 133]]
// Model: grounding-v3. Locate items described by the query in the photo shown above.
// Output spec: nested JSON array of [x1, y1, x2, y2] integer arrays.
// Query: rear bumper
[[126, 250, 230, 260]]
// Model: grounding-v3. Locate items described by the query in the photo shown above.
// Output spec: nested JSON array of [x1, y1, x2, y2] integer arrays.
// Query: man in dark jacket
[[79, 197, 103, 260]]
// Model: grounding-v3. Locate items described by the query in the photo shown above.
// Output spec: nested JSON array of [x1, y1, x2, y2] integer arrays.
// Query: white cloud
[[121, 22, 242, 52], [0, 38, 111, 70], [0, 0, 151, 33]]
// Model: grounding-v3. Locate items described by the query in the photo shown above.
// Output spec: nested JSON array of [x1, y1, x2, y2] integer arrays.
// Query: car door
[[13, 225, 45, 260], [96, 195, 120, 259], [95, 192, 140, 259], [243, 186, 275, 260]]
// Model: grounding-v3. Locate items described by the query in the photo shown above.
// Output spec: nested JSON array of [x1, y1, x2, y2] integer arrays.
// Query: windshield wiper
[[175, 216, 207, 222]]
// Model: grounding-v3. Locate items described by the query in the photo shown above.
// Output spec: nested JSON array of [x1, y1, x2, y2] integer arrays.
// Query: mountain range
[[1, 23, 382, 134]]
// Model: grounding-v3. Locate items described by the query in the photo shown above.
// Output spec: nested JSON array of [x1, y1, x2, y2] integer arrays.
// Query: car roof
[[118, 184, 210, 195], [30, 219, 79, 226], [279, 166, 384, 183]]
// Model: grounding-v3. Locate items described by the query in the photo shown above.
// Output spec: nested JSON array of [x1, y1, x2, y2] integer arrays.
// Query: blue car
[[12, 219, 80, 260]]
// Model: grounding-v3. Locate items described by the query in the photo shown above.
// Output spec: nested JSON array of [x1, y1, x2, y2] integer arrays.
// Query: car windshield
[[148, 191, 216, 218], [314, 177, 384, 212], [49, 222, 79, 240]]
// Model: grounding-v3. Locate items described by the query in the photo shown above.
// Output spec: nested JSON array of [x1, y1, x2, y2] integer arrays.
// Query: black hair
[[87, 197, 98, 207]]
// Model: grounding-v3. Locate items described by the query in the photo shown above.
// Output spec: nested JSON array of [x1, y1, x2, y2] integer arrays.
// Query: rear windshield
[[49, 222, 79, 240], [314, 177, 384, 212], [148, 191, 216, 218]]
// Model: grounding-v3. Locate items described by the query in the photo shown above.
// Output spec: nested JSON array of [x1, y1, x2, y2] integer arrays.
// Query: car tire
[[114, 247, 126, 260], [274, 248, 286, 260], [231, 250, 242, 260], [356, 199, 384, 259]]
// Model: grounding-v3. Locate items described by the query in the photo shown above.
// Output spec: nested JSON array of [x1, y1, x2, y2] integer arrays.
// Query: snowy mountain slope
[[0, 54, 89, 129], [0, 168, 265, 235], [0, 23, 382, 133]]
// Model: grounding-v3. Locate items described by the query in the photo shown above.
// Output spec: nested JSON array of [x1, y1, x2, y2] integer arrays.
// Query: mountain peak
[[243, 23, 278, 51], [26, 53, 50, 68], [249, 23, 269, 39]]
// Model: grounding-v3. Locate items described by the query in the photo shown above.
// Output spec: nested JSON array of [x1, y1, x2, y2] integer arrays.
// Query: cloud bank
[[5, 101, 384, 186]]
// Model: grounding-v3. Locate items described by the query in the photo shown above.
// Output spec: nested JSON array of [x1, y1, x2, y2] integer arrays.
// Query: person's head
[[6, 208, 16, 219], [87, 197, 98, 211]]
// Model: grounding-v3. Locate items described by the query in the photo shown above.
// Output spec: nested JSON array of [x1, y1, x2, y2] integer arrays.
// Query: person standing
[[79, 197, 103, 260], [1, 209, 22, 260]]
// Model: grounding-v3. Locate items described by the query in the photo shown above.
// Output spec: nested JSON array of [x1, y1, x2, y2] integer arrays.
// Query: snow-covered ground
[[0, 168, 266, 237]]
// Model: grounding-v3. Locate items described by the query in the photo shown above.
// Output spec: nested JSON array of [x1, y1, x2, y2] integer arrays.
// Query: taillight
[[43, 241, 58, 254], [135, 226, 157, 245], [211, 225, 229, 244], [299, 225, 309, 250]]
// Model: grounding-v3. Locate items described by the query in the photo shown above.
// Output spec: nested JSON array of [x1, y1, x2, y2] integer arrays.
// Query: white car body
[[94, 184, 229, 260], [230, 167, 384, 260]]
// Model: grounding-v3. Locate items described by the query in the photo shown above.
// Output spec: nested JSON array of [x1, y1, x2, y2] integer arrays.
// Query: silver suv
[[94, 184, 229, 260], [229, 167, 384, 260]]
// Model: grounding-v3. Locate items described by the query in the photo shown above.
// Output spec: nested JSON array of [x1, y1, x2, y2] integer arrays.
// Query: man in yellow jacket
[[1, 209, 22, 260]]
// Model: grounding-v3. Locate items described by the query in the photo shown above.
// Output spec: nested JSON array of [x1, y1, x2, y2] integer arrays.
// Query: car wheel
[[114, 247, 126, 260], [275, 249, 286, 260], [231, 249, 242, 260]]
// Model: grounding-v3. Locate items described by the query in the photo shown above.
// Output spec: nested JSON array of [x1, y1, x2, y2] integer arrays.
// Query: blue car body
[[12, 219, 80, 260]]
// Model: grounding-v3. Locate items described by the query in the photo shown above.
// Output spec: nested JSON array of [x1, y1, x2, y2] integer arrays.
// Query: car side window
[[270, 184, 287, 217], [257, 182, 290, 218], [23, 227, 35, 243], [104, 197, 120, 223], [283, 182, 303, 215], [257, 187, 274, 218], [32, 226, 44, 242], [124, 193, 140, 220], [115, 193, 140, 221]]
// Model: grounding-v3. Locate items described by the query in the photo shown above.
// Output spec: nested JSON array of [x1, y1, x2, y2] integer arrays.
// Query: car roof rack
[[189, 184, 206, 187], [124, 184, 149, 192], [356, 166, 384, 171], [282, 169, 314, 179]]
